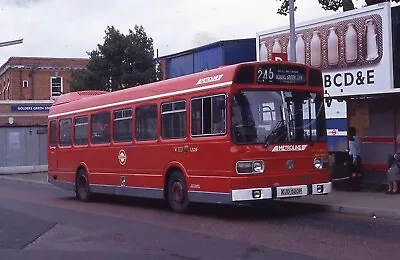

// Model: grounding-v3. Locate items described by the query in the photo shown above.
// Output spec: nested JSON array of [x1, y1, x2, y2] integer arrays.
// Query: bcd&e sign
[[323, 69, 375, 88]]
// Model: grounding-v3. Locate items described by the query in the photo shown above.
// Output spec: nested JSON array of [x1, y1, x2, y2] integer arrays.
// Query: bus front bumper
[[231, 182, 332, 202]]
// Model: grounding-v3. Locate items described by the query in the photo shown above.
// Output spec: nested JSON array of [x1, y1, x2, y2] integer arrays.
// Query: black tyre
[[76, 170, 91, 202], [167, 171, 190, 214]]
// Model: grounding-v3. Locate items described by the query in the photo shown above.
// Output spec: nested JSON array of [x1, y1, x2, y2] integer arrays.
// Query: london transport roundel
[[118, 149, 127, 165]]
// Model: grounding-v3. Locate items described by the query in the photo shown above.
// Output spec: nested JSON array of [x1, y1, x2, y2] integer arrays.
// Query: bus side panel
[[56, 146, 78, 183], [82, 145, 129, 186], [184, 138, 233, 193]]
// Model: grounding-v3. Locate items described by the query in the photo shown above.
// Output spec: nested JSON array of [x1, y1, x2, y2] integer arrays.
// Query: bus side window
[[49, 120, 57, 147], [136, 104, 158, 141], [91, 112, 111, 144], [113, 108, 132, 143], [161, 100, 186, 139], [74, 116, 89, 145], [191, 94, 226, 136], [59, 118, 72, 146]]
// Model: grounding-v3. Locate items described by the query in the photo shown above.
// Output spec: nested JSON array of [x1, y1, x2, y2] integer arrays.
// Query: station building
[[0, 56, 88, 174]]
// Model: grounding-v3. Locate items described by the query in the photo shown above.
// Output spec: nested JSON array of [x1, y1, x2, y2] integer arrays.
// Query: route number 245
[[257, 68, 274, 81]]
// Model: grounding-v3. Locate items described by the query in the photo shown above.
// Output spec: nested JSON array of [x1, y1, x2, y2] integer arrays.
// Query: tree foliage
[[277, 0, 400, 15], [70, 25, 160, 92]]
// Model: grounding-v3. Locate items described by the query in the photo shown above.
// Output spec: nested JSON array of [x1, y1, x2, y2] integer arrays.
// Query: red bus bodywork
[[47, 61, 332, 213]]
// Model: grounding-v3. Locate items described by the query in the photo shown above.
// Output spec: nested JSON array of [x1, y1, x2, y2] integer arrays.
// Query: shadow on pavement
[[65, 193, 327, 221]]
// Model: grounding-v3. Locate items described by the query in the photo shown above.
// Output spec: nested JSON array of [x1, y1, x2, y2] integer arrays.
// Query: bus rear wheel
[[167, 171, 189, 214], [76, 170, 91, 202]]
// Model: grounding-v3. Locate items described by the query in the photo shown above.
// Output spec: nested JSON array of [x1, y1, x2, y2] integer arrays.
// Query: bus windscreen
[[231, 90, 327, 145]]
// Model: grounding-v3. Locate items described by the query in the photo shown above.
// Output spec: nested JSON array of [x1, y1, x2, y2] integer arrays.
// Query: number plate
[[277, 185, 307, 198]]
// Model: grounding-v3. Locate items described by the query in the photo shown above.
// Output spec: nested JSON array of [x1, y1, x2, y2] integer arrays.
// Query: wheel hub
[[171, 181, 184, 204]]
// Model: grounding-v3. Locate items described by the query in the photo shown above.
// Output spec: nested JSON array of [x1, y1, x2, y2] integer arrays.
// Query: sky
[[2, 0, 399, 116], [0, 0, 373, 65]]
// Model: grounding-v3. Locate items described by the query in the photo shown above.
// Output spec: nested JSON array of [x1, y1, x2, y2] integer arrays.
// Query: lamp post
[[288, 0, 296, 62]]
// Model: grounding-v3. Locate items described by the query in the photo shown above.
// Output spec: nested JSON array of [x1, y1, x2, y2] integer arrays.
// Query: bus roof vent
[[52, 90, 108, 106]]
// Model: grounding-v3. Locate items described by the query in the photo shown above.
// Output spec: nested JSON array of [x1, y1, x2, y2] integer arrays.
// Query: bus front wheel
[[167, 171, 189, 214], [76, 170, 91, 202]]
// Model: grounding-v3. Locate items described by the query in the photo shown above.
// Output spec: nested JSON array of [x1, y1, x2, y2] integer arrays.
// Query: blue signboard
[[11, 105, 51, 112]]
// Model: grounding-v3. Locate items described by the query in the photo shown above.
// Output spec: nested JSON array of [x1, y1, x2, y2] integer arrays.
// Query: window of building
[[136, 104, 157, 141], [161, 100, 186, 139], [113, 108, 132, 142], [91, 112, 110, 144], [22, 80, 29, 88], [74, 116, 89, 145], [51, 77, 63, 98], [191, 94, 226, 136], [59, 118, 72, 146], [49, 120, 57, 147]]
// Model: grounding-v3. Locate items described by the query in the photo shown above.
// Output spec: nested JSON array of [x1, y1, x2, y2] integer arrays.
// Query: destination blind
[[256, 64, 307, 85]]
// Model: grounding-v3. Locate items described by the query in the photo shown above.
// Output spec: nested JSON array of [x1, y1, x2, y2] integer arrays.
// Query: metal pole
[[0, 39, 23, 48], [289, 0, 296, 62]]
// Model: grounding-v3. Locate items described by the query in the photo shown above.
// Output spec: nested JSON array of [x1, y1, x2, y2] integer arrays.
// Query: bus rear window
[[49, 120, 57, 147]]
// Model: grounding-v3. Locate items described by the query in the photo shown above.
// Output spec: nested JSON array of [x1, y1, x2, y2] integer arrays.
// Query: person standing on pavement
[[386, 134, 400, 194], [348, 127, 362, 190]]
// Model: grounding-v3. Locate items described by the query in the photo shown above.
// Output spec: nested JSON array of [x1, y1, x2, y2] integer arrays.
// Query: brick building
[[0, 57, 89, 126]]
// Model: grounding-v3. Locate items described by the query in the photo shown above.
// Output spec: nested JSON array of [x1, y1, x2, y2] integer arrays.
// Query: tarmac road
[[0, 179, 399, 260]]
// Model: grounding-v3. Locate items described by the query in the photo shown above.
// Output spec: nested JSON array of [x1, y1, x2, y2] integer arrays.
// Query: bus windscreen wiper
[[264, 120, 285, 148]]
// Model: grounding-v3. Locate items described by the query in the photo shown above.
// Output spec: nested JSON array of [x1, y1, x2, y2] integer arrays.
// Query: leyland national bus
[[47, 61, 332, 214]]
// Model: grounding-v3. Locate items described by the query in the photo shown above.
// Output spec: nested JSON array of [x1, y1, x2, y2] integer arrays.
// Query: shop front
[[342, 94, 400, 185], [256, 2, 400, 186]]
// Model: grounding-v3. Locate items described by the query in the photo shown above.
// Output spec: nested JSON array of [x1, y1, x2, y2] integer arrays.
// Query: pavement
[[1, 178, 400, 259], [1, 171, 399, 221]]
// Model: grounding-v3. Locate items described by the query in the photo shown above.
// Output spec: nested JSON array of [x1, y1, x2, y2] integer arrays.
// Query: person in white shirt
[[386, 134, 400, 194], [348, 127, 362, 190]]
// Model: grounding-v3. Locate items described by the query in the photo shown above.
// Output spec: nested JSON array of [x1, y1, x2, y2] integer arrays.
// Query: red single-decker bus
[[47, 61, 332, 213]]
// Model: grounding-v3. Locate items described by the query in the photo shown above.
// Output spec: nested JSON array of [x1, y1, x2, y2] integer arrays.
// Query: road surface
[[0, 179, 399, 259]]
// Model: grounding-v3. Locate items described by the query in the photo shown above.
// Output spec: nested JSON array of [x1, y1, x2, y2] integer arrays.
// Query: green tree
[[70, 25, 160, 92], [277, 0, 400, 15]]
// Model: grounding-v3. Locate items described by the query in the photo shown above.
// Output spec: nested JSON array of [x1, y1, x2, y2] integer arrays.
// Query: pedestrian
[[347, 127, 362, 190], [386, 134, 400, 194]]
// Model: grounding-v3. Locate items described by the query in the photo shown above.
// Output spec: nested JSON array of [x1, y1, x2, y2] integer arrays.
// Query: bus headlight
[[314, 158, 323, 169], [253, 161, 264, 173], [314, 157, 329, 170], [236, 160, 264, 174]]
